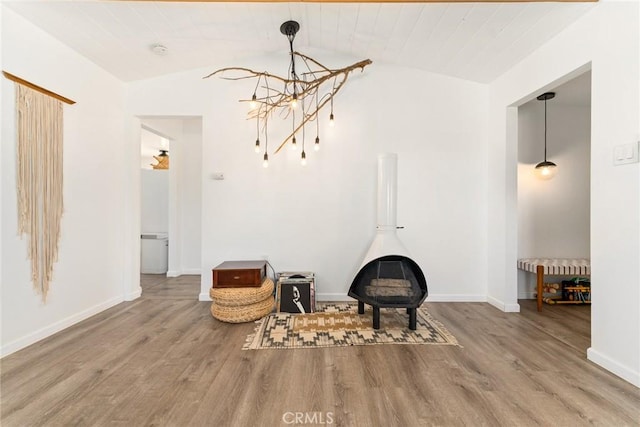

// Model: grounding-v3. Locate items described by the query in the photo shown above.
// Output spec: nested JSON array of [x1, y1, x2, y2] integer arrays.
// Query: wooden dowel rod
[[2, 71, 76, 105], [132, 0, 597, 2]]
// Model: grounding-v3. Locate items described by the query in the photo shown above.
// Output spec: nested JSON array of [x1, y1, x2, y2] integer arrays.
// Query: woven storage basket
[[210, 278, 274, 307], [211, 296, 275, 323]]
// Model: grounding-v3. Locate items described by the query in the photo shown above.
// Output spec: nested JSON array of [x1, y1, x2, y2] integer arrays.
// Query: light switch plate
[[613, 142, 639, 166]]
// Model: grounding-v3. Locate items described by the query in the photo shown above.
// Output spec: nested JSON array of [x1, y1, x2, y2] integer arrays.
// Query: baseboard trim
[[426, 294, 487, 302], [199, 292, 211, 302], [167, 269, 201, 277], [0, 295, 124, 358], [125, 286, 142, 301], [316, 293, 491, 303], [487, 296, 521, 313], [503, 303, 521, 312], [316, 293, 353, 302], [587, 347, 640, 387], [167, 270, 181, 278]]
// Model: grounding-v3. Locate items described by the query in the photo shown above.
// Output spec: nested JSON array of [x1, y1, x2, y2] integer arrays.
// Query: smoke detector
[[151, 44, 168, 56]]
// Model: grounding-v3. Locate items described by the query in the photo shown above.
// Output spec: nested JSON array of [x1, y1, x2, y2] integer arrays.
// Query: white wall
[[126, 55, 489, 303], [488, 1, 639, 386], [141, 169, 169, 234], [1, 8, 127, 356], [517, 100, 591, 297]]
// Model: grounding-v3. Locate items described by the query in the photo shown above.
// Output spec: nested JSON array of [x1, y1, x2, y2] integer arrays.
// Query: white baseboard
[[0, 295, 124, 358], [487, 296, 521, 313], [316, 293, 353, 302], [316, 293, 490, 303], [587, 347, 640, 387], [166, 269, 201, 277], [199, 292, 211, 302], [125, 286, 142, 301], [426, 294, 487, 302], [503, 303, 521, 312]]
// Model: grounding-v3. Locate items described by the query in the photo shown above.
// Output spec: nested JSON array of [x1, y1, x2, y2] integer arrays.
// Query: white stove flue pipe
[[377, 153, 398, 230], [360, 153, 410, 268]]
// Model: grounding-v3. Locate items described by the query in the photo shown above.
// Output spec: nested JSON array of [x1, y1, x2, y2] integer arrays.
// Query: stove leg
[[373, 306, 380, 330], [358, 301, 365, 315], [409, 308, 417, 330]]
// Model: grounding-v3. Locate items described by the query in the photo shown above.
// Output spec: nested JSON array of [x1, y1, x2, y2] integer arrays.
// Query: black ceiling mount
[[280, 20, 300, 40], [537, 92, 556, 101]]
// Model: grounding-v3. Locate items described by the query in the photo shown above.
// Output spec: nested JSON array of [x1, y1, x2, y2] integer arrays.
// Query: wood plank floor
[[1, 275, 638, 426]]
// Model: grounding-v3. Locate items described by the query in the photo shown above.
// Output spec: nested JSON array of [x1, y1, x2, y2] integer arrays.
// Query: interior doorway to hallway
[[137, 116, 203, 300]]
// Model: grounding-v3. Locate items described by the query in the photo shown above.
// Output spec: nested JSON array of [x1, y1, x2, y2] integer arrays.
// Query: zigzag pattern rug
[[243, 302, 460, 350]]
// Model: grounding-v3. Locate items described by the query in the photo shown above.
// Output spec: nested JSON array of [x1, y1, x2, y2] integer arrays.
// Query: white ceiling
[[4, 1, 596, 84]]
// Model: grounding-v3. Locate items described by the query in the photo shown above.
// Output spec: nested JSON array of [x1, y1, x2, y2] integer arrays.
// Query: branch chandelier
[[205, 20, 372, 167]]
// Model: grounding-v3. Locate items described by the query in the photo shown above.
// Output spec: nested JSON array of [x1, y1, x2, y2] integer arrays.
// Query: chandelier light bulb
[[291, 136, 297, 150], [291, 93, 298, 109], [263, 153, 269, 168], [314, 137, 320, 151], [255, 139, 260, 153], [540, 166, 554, 178], [250, 94, 257, 110], [329, 113, 335, 127], [535, 161, 557, 180], [301, 151, 307, 166]]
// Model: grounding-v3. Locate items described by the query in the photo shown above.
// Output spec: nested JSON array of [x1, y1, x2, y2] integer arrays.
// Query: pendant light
[[534, 92, 557, 180]]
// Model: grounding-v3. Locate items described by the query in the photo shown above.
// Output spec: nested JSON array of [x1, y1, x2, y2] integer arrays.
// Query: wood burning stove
[[348, 154, 428, 330]]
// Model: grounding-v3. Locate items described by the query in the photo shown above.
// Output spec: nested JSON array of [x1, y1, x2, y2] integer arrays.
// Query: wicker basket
[[211, 296, 275, 323], [209, 278, 274, 307]]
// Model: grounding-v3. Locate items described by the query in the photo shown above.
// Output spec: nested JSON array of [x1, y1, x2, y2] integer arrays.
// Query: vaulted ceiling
[[4, 1, 596, 83]]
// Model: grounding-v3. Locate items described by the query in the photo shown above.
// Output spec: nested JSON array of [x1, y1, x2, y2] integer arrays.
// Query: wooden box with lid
[[212, 260, 267, 288]]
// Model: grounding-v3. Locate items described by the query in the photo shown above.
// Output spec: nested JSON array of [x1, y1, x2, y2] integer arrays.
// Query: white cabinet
[[141, 233, 168, 274]]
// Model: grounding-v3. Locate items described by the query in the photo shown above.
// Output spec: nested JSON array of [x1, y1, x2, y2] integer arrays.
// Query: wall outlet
[[613, 142, 639, 166]]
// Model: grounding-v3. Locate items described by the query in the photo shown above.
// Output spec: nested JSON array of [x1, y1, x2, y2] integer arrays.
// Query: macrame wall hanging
[[15, 82, 65, 301]]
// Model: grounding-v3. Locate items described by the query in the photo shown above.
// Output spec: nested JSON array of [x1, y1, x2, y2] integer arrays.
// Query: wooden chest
[[212, 260, 266, 288]]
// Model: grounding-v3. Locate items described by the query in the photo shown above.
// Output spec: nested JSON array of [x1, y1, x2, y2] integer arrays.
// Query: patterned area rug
[[243, 302, 460, 350]]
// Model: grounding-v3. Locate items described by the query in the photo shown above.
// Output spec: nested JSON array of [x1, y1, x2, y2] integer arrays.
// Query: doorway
[[516, 71, 592, 347], [140, 126, 170, 276], [137, 116, 203, 299]]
